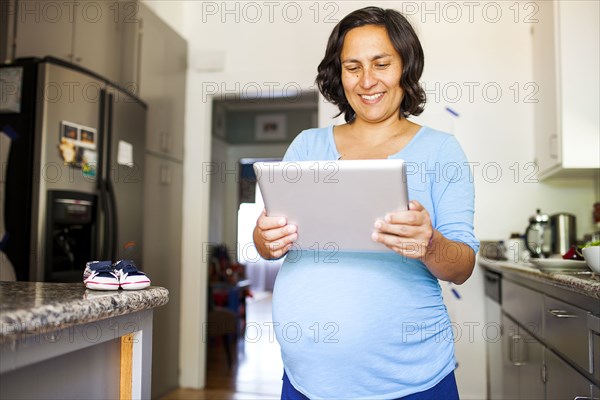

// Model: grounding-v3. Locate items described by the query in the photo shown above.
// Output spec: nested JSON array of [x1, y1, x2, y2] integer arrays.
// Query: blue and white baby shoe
[[83, 261, 120, 290], [113, 260, 151, 290]]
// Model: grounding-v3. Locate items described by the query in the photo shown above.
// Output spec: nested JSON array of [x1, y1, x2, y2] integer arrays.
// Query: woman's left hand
[[371, 200, 434, 259]]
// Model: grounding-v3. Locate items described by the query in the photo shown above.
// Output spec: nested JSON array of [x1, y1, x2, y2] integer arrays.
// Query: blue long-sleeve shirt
[[273, 125, 479, 398]]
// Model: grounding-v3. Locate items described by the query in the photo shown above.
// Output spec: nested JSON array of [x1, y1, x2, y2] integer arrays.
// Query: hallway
[[164, 292, 282, 399]]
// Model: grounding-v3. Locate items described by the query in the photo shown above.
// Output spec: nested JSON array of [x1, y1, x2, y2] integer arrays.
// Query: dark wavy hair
[[316, 7, 426, 123]]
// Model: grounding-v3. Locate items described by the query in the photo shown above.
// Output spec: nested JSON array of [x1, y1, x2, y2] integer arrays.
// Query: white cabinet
[[532, 0, 599, 179], [14, 0, 127, 83]]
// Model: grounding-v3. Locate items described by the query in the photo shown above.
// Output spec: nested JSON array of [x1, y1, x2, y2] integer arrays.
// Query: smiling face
[[340, 25, 404, 125]]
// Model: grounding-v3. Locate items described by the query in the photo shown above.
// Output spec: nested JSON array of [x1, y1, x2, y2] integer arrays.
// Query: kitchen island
[[0, 281, 169, 400], [479, 258, 599, 399]]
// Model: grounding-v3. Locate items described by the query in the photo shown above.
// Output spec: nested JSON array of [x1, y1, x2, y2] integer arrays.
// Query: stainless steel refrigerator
[[0, 57, 145, 282]]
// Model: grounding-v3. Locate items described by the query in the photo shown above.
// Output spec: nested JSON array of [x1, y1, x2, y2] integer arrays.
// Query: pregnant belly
[[272, 251, 446, 354]]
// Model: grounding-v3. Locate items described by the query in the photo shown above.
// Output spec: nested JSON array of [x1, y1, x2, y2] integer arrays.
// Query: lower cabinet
[[502, 312, 597, 399], [545, 349, 594, 400], [501, 314, 545, 400], [499, 276, 599, 399], [594, 323, 600, 383], [143, 154, 183, 396]]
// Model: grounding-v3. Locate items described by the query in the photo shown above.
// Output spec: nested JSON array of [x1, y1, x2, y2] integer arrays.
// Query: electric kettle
[[549, 213, 576, 256], [525, 209, 551, 258]]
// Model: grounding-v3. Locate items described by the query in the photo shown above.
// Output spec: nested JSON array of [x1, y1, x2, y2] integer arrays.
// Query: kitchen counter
[[479, 257, 600, 301], [0, 282, 169, 399], [0, 281, 169, 342]]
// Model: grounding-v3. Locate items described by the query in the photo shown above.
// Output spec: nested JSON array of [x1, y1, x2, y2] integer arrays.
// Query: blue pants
[[281, 370, 459, 400]]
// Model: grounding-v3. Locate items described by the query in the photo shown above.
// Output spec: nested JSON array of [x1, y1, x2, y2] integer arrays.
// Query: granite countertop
[[0, 282, 169, 342], [479, 257, 600, 300]]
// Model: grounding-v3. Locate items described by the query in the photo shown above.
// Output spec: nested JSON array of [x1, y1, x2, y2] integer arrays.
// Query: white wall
[[150, 1, 599, 394], [208, 137, 228, 245], [140, 0, 186, 39]]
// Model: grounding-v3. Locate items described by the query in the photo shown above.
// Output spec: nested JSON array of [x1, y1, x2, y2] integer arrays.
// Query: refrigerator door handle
[[107, 179, 118, 261], [98, 90, 117, 261], [98, 177, 116, 261], [98, 89, 105, 259], [99, 178, 110, 260], [98, 89, 108, 260], [106, 93, 118, 261]]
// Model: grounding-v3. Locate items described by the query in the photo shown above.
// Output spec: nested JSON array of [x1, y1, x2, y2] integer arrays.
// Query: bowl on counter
[[529, 257, 590, 273], [582, 246, 600, 273]]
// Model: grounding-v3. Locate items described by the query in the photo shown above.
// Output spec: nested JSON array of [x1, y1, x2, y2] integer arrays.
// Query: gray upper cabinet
[[14, 0, 125, 83], [136, 4, 187, 161], [532, 1, 600, 179], [15, 1, 74, 61], [71, 1, 122, 81]]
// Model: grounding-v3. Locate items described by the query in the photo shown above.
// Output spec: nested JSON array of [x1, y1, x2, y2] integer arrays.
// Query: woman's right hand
[[253, 209, 298, 260]]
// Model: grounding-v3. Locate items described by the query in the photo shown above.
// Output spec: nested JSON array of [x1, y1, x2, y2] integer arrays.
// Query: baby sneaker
[[114, 260, 151, 290], [83, 261, 120, 290]]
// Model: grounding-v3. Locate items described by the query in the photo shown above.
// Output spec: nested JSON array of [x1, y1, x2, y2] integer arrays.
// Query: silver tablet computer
[[253, 159, 409, 252]]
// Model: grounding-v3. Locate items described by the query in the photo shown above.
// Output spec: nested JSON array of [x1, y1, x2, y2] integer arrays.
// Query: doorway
[[205, 91, 318, 395]]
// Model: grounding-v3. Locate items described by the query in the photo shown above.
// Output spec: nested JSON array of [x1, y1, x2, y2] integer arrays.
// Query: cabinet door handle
[[159, 132, 166, 152], [136, 20, 143, 89], [548, 309, 578, 318], [160, 165, 171, 185], [509, 334, 526, 366], [540, 363, 546, 384], [549, 134, 558, 159], [160, 132, 171, 153]]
